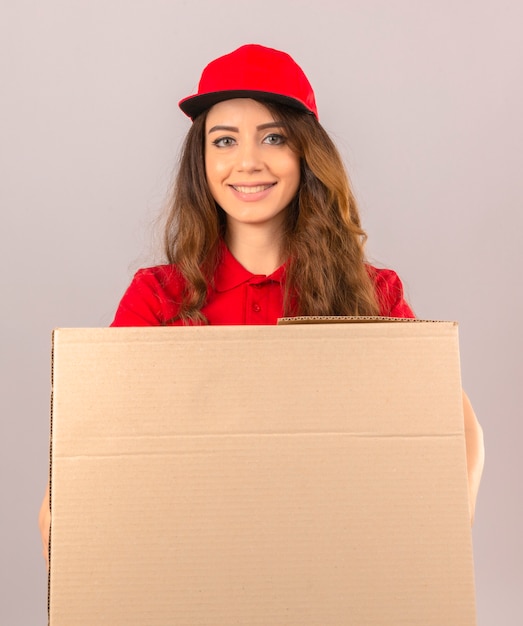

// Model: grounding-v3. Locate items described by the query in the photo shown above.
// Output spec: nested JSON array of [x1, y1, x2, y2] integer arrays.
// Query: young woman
[[110, 44, 415, 327], [39, 44, 484, 565]]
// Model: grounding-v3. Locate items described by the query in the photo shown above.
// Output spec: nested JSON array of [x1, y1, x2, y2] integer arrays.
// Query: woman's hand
[[38, 482, 50, 570], [462, 391, 485, 526]]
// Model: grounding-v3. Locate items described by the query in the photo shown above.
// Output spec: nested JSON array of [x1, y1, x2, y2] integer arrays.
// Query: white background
[[1, 1, 521, 624]]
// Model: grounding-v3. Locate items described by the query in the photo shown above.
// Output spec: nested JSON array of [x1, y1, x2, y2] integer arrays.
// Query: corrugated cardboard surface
[[49, 323, 476, 625]]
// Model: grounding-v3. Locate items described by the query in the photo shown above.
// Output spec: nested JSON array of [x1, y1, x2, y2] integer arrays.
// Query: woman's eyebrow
[[208, 125, 238, 134], [207, 122, 285, 134], [257, 122, 285, 130]]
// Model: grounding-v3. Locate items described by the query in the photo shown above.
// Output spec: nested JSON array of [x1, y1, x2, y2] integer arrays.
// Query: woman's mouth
[[228, 183, 276, 202], [230, 184, 275, 194]]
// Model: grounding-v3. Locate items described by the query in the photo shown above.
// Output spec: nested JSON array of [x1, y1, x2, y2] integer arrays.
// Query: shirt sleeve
[[110, 266, 184, 327], [372, 268, 415, 318]]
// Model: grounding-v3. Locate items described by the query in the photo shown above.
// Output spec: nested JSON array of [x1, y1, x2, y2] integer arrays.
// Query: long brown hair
[[164, 100, 380, 322]]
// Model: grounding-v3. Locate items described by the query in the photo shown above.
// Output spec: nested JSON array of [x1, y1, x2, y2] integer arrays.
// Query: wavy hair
[[163, 101, 380, 322]]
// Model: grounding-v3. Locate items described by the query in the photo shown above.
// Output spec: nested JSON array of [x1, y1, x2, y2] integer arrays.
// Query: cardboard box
[[49, 321, 476, 625]]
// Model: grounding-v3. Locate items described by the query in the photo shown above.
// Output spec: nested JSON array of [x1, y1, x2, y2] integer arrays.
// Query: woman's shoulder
[[124, 263, 189, 302], [111, 264, 187, 327], [367, 264, 402, 287], [131, 263, 186, 286], [366, 264, 415, 319]]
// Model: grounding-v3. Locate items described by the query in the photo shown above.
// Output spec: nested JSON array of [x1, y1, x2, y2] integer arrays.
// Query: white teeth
[[232, 185, 272, 194]]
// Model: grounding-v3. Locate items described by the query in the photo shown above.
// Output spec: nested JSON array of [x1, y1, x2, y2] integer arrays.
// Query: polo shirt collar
[[214, 242, 286, 292]]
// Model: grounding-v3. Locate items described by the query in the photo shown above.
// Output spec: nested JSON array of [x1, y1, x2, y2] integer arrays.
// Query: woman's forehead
[[205, 98, 276, 128]]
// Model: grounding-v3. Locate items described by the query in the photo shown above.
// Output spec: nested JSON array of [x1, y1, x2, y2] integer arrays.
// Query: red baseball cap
[[178, 44, 318, 120]]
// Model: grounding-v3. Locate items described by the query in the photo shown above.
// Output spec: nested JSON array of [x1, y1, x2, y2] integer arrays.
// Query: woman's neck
[[225, 222, 285, 275]]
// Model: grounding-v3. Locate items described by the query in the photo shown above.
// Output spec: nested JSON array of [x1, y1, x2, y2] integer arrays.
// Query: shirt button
[[252, 303, 261, 313]]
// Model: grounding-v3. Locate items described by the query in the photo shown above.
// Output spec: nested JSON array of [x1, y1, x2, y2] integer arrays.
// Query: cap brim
[[179, 90, 314, 120]]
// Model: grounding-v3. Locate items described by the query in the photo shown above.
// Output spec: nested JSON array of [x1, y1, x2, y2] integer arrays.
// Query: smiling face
[[204, 98, 301, 236]]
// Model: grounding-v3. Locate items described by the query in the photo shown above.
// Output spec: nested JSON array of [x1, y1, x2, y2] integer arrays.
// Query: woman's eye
[[212, 136, 236, 148], [263, 133, 286, 145]]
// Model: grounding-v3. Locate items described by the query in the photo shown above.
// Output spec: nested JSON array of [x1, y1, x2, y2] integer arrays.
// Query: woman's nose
[[236, 140, 262, 172]]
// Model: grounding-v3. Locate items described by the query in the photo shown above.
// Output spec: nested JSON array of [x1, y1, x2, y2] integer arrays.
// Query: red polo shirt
[[111, 245, 414, 326]]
